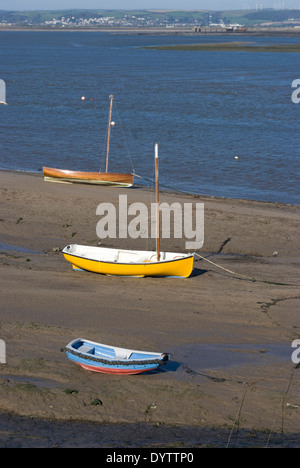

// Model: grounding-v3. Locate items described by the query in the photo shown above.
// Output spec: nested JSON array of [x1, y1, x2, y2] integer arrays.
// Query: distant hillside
[[0, 9, 300, 28], [216, 9, 300, 26]]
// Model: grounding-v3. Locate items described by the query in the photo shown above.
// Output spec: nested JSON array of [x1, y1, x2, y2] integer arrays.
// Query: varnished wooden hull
[[43, 167, 134, 187]]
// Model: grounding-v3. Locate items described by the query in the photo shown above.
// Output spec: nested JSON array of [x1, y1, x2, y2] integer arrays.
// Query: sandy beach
[[0, 169, 299, 445]]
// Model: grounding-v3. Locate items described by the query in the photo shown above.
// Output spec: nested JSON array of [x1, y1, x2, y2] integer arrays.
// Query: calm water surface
[[0, 31, 299, 204]]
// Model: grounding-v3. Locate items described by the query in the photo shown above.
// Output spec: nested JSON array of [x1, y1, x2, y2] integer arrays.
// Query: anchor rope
[[194, 252, 300, 286], [193, 252, 256, 282], [133, 176, 299, 287], [133, 173, 194, 195]]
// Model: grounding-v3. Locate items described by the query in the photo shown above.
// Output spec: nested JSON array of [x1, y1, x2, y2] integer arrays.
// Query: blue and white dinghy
[[65, 338, 169, 375]]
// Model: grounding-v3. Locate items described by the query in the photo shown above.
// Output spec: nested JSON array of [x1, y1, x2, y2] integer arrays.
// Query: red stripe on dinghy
[[76, 362, 158, 375]]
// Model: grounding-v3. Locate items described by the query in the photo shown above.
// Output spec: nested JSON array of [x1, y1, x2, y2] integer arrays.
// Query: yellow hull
[[63, 252, 194, 278]]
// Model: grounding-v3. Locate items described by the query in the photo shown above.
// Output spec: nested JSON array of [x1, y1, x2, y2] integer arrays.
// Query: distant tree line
[[0, 9, 299, 26]]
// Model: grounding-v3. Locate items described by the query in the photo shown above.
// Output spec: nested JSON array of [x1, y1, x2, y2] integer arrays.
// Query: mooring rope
[[134, 174, 299, 287], [194, 252, 256, 281], [133, 173, 194, 196], [194, 252, 300, 286]]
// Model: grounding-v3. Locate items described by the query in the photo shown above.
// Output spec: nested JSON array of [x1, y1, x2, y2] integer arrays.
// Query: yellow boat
[[62, 143, 194, 278], [62, 245, 194, 278]]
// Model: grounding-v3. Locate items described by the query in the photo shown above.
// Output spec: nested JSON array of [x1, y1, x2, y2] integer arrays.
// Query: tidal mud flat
[[143, 41, 300, 52], [1, 412, 300, 448], [0, 170, 299, 447]]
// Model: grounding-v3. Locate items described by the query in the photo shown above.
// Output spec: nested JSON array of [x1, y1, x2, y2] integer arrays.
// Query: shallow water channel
[[168, 342, 291, 377]]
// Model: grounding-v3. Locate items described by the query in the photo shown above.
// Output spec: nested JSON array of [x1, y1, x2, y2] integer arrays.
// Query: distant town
[[0, 8, 300, 31]]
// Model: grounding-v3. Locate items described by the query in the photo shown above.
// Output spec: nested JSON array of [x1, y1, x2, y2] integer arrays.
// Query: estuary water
[[0, 31, 299, 204]]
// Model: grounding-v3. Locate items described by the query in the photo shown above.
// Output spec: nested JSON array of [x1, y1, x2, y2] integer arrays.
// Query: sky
[[0, 0, 298, 10]]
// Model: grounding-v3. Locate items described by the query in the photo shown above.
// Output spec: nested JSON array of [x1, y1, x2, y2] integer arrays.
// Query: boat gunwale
[[65, 346, 169, 367], [63, 250, 194, 266]]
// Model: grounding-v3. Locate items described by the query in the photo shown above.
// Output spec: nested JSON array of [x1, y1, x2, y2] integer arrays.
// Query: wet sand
[[144, 42, 300, 52], [0, 170, 299, 446]]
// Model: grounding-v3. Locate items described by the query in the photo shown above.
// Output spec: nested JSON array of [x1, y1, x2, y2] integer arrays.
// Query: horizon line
[[0, 7, 291, 12]]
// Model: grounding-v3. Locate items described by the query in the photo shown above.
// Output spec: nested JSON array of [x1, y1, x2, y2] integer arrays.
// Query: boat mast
[[155, 142, 160, 261], [105, 94, 114, 173]]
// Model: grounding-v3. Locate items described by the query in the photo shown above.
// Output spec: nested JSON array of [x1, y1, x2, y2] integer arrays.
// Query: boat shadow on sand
[[146, 359, 224, 383], [153, 359, 227, 383], [140, 360, 181, 375], [190, 267, 208, 278]]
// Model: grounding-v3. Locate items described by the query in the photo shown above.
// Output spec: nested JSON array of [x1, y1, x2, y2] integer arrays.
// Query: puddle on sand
[[166, 343, 291, 378], [0, 242, 41, 254], [0, 374, 62, 389]]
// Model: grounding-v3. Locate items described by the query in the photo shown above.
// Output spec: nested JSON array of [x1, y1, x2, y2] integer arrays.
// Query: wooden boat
[[65, 338, 169, 374], [43, 94, 134, 187], [62, 143, 194, 278], [42, 167, 133, 187]]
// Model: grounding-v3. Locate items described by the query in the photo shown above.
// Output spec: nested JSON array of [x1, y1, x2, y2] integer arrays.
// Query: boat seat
[[115, 351, 131, 360], [79, 345, 95, 355], [116, 251, 141, 263]]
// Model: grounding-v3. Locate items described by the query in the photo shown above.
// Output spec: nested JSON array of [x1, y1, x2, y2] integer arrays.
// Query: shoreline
[[1, 168, 298, 208], [0, 26, 300, 37], [0, 169, 299, 445]]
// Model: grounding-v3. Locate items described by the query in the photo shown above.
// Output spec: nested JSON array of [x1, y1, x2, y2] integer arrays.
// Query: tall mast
[[105, 94, 114, 173], [155, 142, 160, 261]]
